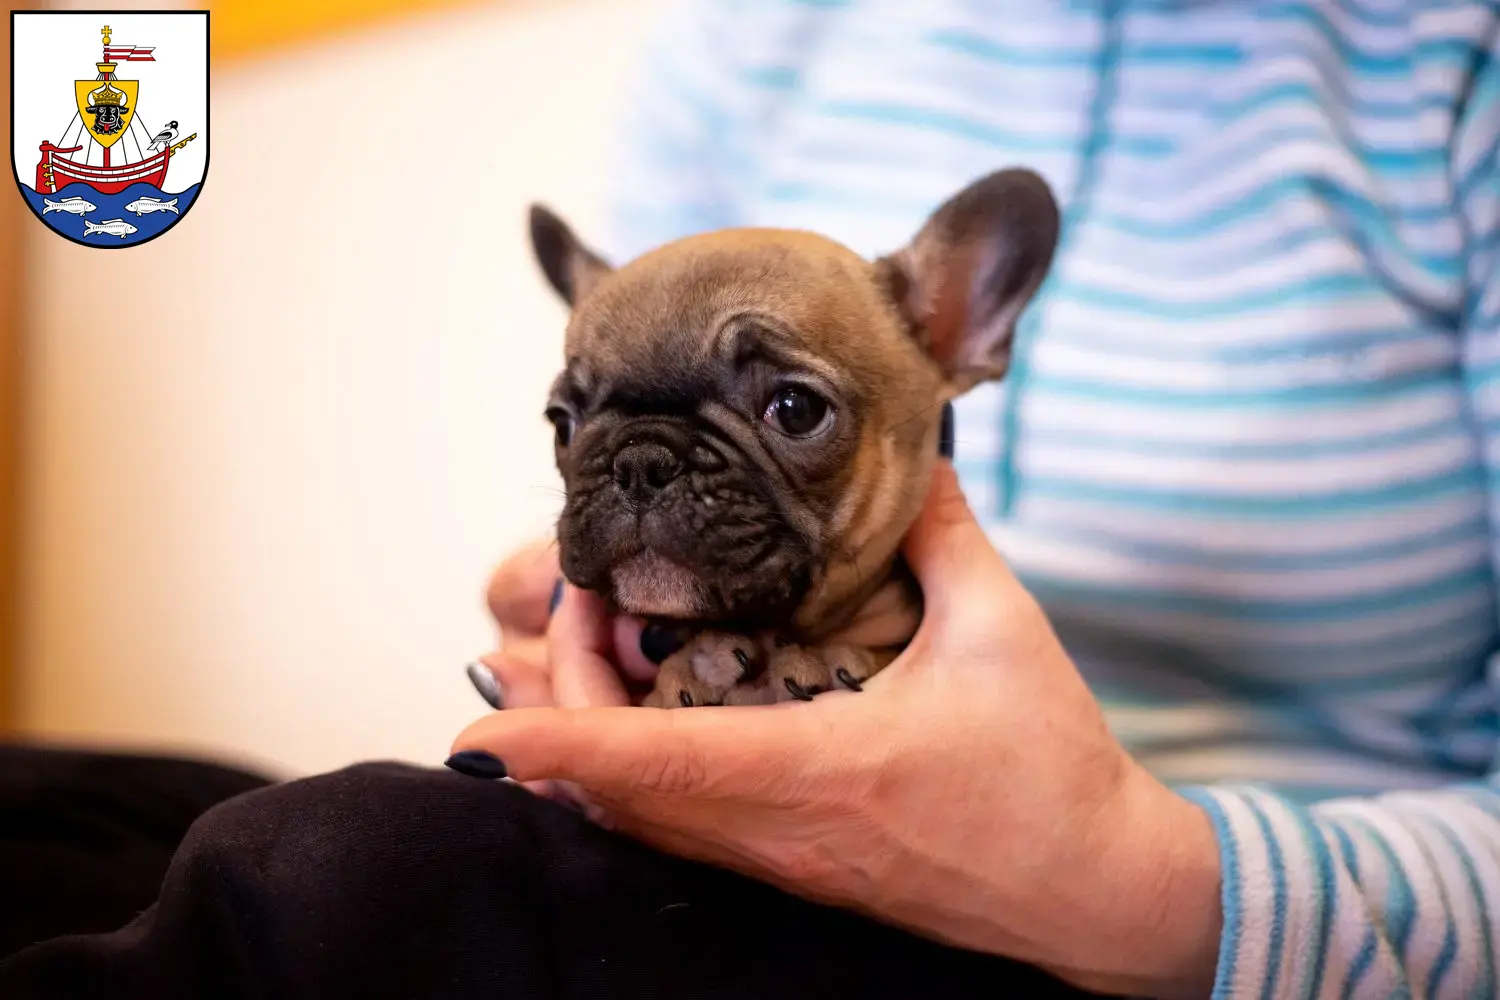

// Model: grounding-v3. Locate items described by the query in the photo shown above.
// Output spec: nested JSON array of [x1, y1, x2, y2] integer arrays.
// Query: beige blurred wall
[[17, 0, 662, 777]]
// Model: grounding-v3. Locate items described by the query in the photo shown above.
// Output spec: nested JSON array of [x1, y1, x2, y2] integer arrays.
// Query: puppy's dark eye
[[764, 387, 832, 438], [545, 407, 576, 447]]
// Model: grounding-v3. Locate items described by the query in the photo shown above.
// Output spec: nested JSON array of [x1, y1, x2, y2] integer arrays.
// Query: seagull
[[147, 121, 179, 152]]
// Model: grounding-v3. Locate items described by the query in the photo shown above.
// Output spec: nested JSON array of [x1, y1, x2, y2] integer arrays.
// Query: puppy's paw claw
[[647, 631, 759, 708], [733, 647, 762, 683], [649, 633, 895, 708], [786, 677, 822, 701], [768, 643, 892, 703], [768, 646, 835, 704]]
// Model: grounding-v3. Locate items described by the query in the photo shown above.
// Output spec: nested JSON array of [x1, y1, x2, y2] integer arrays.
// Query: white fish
[[83, 218, 138, 238], [124, 196, 178, 216], [42, 196, 96, 216]]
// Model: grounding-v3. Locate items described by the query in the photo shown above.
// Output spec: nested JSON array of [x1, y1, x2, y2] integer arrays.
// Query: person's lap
[[0, 744, 273, 957], [0, 751, 1091, 998]]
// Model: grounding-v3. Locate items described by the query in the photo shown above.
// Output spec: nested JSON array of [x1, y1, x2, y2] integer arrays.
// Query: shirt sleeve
[[1175, 56, 1500, 1000], [597, 0, 753, 261]]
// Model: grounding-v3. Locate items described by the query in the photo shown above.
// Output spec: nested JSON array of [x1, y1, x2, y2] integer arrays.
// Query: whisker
[[879, 397, 947, 441]]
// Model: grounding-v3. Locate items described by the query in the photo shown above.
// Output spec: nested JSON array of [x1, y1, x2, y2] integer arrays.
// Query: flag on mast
[[104, 45, 155, 62]]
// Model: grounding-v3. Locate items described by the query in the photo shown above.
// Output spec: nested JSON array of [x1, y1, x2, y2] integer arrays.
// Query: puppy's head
[[530, 169, 1058, 632]]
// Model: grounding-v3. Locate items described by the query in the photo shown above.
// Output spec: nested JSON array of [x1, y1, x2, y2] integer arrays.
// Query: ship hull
[[34, 141, 169, 195]]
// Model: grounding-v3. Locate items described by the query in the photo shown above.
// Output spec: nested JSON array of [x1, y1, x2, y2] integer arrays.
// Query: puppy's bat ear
[[528, 204, 613, 307], [876, 168, 1060, 394]]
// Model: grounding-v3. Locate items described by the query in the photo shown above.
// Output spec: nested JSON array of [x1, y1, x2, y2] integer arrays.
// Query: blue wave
[[19, 181, 201, 247]]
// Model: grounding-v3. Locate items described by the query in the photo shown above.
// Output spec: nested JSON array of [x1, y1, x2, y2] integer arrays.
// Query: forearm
[[1178, 780, 1500, 998]]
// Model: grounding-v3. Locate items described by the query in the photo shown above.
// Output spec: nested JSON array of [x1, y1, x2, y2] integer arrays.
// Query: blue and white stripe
[[600, 1, 1500, 995]]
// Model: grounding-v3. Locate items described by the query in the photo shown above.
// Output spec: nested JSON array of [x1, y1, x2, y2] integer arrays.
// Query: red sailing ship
[[35, 140, 171, 196], [31, 24, 194, 196]]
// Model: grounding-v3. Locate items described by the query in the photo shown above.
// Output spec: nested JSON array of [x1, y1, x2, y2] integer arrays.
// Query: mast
[[97, 25, 115, 168]]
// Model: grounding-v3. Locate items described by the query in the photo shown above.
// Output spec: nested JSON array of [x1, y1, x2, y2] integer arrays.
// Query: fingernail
[[939, 402, 955, 459], [444, 750, 508, 780], [548, 579, 564, 615], [639, 622, 686, 664], [465, 661, 503, 710]]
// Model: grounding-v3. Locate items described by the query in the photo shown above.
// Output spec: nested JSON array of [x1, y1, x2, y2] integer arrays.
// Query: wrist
[[1064, 765, 1224, 998]]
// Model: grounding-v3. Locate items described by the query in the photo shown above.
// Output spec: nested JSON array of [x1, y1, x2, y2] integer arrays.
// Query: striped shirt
[[598, 1, 1500, 996]]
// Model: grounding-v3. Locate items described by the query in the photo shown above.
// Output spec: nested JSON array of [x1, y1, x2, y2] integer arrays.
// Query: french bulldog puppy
[[528, 168, 1059, 708]]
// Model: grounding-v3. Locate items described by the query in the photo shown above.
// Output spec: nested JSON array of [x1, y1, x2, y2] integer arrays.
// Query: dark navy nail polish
[[639, 622, 685, 664], [465, 662, 503, 710], [445, 750, 508, 780], [548, 579, 564, 615], [939, 402, 955, 459]]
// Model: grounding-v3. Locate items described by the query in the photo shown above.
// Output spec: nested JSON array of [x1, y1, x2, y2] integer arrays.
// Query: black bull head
[[87, 103, 126, 135]]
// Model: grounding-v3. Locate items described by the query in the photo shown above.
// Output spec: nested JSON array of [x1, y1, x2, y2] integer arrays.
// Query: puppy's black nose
[[613, 442, 683, 502]]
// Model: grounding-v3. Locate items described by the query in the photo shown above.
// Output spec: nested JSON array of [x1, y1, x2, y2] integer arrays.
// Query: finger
[[901, 462, 1018, 613], [452, 705, 800, 800], [547, 585, 631, 709], [486, 538, 561, 642], [477, 642, 554, 710]]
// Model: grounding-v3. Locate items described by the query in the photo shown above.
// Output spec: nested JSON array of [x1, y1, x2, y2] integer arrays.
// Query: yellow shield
[[73, 79, 139, 149]]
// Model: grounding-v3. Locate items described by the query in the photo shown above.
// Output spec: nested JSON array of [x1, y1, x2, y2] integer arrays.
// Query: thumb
[[451, 706, 796, 800], [902, 462, 1017, 614], [486, 538, 560, 641]]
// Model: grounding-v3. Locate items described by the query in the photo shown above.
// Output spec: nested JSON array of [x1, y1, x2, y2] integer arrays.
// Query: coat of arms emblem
[[11, 11, 208, 248]]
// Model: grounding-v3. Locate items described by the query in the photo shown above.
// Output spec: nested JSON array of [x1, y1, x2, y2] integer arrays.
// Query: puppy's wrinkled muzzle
[[612, 441, 683, 506], [558, 406, 816, 623]]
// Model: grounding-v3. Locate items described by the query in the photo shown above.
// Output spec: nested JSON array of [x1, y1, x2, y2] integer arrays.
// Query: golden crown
[[89, 85, 124, 107]]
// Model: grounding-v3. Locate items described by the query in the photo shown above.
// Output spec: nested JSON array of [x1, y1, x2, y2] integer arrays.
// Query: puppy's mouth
[[608, 550, 709, 618], [556, 425, 816, 625], [558, 500, 815, 625]]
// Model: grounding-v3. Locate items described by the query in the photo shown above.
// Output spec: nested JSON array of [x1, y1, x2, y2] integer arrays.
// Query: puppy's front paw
[[645, 631, 762, 708], [642, 656, 714, 708], [768, 643, 892, 702]]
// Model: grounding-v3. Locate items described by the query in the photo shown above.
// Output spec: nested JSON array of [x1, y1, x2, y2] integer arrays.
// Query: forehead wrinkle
[[564, 228, 923, 407], [746, 331, 846, 391]]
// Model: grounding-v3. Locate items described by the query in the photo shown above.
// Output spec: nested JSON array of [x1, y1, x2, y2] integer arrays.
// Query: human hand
[[473, 538, 664, 712], [451, 465, 1223, 997], [469, 538, 666, 803]]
